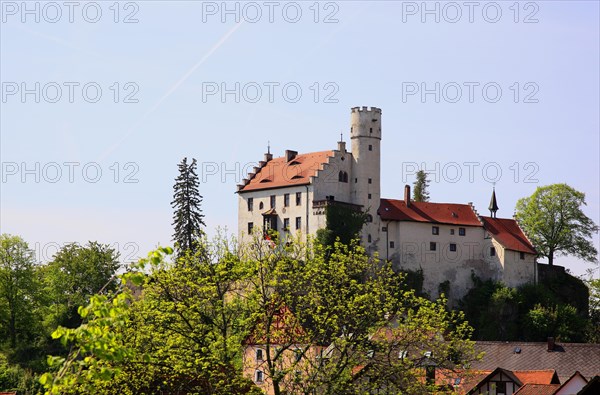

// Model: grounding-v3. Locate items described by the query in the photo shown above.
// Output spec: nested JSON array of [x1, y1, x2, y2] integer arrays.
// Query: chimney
[[547, 337, 555, 352], [404, 185, 411, 207], [285, 150, 298, 162]]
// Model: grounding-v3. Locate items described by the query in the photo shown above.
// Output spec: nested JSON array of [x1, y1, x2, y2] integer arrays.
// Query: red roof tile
[[379, 199, 481, 227], [480, 217, 537, 254], [513, 370, 559, 384], [238, 150, 334, 192], [513, 383, 560, 395]]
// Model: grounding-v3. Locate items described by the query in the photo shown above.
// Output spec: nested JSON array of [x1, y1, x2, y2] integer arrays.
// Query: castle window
[[459, 227, 466, 236], [256, 348, 264, 361], [369, 127, 373, 133], [338, 171, 348, 183], [432, 226, 439, 235], [270, 195, 276, 208], [284, 193, 290, 207], [295, 217, 301, 230], [366, 214, 373, 223], [390, 241, 395, 248], [430, 242, 437, 251], [355, 178, 358, 183], [368, 178, 372, 184], [490, 247, 496, 256], [248, 222, 254, 234], [368, 193, 372, 199], [368, 144, 373, 151], [259, 202, 264, 210], [296, 192, 301, 205], [450, 229, 455, 235], [368, 234, 372, 243], [520, 252, 525, 260], [248, 198, 254, 211], [449, 243, 457, 252], [255, 370, 264, 383]]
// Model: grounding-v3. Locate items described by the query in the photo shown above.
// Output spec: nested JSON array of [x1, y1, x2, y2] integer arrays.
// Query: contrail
[[98, 21, 244, 161]]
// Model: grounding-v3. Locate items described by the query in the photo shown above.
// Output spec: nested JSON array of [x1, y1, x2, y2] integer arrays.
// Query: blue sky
[[1, 1, 598, 277]]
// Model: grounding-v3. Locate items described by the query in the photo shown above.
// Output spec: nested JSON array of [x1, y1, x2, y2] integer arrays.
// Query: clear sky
[[1, 1, 598, 278]]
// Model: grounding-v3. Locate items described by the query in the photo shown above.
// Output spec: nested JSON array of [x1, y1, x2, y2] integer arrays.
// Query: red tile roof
[[480, 216, 537, 254], [379, 199, 481, 227], [513, 370, 559, 384], [513, 383, 560, 395], [238, 150, 334, 192]]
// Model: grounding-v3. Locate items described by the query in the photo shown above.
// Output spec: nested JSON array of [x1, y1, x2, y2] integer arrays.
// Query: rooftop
[[472, 341, 600, 382], [379, 199, 482, 227], [480, 216, 536, 254], [238, 150, 334, 193]]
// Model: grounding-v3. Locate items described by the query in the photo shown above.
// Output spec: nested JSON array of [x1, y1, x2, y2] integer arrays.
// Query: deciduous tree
[[515, 184, 598, 266]]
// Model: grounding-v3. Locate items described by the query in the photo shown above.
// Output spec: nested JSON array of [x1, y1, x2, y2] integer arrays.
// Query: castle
[[236, 107, 537, 301]]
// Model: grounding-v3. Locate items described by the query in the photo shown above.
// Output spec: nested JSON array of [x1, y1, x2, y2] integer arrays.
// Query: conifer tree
[[171, 158, 205, 258], [413, 170, 430, 202]]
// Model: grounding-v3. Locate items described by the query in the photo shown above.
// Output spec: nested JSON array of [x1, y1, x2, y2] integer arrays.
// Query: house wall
[[555, 375, 588, 395], [238, 185, 315, 243], [243, 344, 324, 395], [472, 371, 519, 395]]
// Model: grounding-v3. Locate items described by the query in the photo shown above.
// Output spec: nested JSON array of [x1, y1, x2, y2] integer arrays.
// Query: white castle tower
[[350, 106, 382, 250]]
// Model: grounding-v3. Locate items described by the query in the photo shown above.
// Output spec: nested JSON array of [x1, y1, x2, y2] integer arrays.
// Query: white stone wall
[[238, 185, 315, 243], [385, 221, 497, 301], [500, 246, 536, 289]]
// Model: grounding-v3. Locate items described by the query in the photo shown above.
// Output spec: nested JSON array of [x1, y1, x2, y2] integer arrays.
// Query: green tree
[[412, 170, 430, 202], [42, 242, 121, 329], [523, 303, 585, 342], [315, 204, 367, 248], [0, 234, 40, 349], [587, 278, 600, 343], [243, 235, 477, 395], [172, 157, 206, 259], [515, 184, 598, 266], [42, 237, 478, 395]]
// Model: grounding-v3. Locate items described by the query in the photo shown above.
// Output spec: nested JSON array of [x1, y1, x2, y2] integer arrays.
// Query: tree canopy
[[515, 183, 599, 266], [40, 235, 478, 395]]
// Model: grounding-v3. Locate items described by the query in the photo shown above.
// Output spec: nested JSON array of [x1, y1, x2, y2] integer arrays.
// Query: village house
[[236, 107, 537, 301]]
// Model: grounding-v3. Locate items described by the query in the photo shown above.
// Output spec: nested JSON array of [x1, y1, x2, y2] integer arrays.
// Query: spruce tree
[[413, 170, 430, 202], [171, 158, 205, 258]]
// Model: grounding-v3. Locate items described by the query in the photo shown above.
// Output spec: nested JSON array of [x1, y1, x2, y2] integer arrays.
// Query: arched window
[[259, 202, 264, 210], [339, 171, 349, 183], [366, 214, 373, 223]]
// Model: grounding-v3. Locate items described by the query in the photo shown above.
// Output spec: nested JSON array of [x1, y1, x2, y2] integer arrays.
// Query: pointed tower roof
[[488, 188, 499, 217]]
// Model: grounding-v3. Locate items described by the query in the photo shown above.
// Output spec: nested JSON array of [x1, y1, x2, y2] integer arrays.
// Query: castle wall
[[386, 221, 499, 302]]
